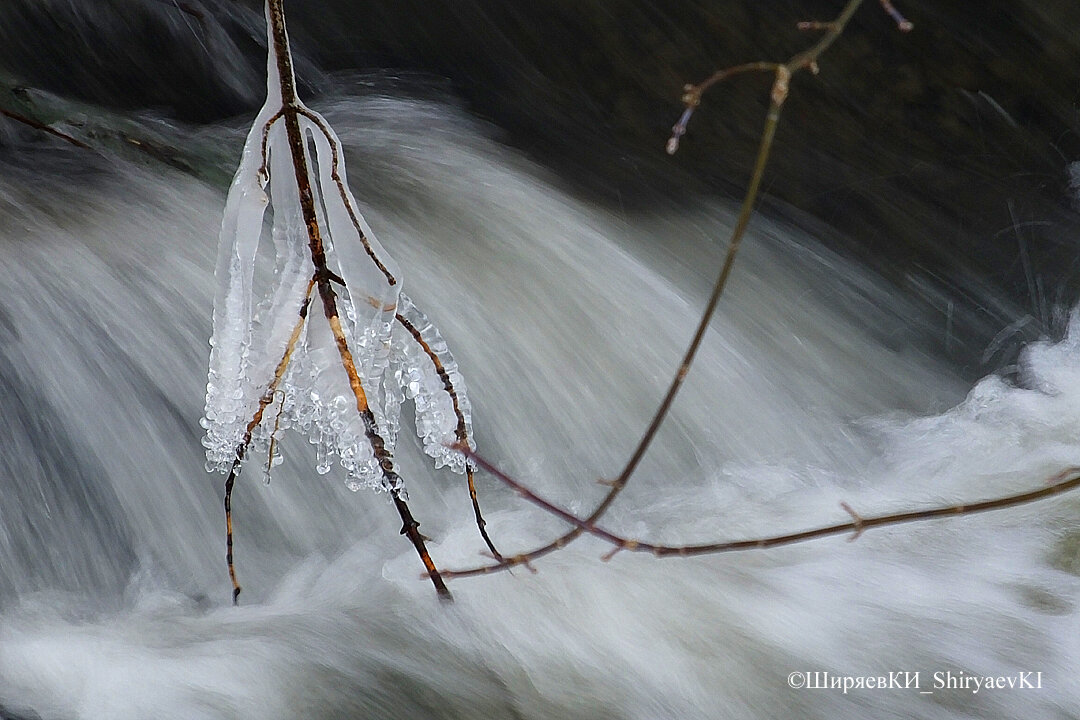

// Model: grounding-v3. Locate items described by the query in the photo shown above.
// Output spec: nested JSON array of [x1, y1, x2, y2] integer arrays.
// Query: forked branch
[[461, 447, 1080, 562], [218, 0, 505, 603], [249, 71, 499, 566], [447, 0, 1080, 582], [445, 0, 911, 581], [292, 107, 500, 559]]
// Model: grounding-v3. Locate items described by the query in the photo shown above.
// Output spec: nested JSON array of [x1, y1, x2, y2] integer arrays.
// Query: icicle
[[393, 294, 474, 474], [201, 97, 276, 473], [202, 0, 477, 494]]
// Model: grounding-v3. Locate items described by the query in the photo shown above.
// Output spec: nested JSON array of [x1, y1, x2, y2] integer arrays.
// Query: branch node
[[680, 84, 701, 107], [771, 65, 793, 106], [840, 501, 865, 541], [479, 549, 514, 575], [515, 555, 539, 574]]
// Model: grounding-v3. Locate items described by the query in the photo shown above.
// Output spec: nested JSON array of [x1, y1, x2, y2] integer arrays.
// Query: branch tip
[[601, 546, 622, 562], [879, 0, 913, 32], [667, 106, 695, 155]]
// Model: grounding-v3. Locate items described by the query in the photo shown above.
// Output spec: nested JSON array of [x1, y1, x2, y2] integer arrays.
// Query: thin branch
[[461, 448, 1080, 561], [667, 62, 779, 154], [0, 108, 90, 149], [395, 311, 503, 560], [444, 93, 784, 579], [667, 0, 913, 155], [223, 462, 241, 601], [879, 0, 914, 32], [445, 0, 894, 581], [257, 109, 285, 183]]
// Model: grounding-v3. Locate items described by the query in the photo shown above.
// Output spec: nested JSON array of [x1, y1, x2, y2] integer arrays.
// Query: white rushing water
[[0, 93, 1077, 720]]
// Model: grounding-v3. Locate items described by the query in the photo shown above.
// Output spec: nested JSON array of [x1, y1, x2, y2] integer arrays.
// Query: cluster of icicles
[[201, 11, 472, 493]]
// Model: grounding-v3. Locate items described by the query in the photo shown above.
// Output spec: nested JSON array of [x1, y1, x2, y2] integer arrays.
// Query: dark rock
[[1, 0, 1078, 367]]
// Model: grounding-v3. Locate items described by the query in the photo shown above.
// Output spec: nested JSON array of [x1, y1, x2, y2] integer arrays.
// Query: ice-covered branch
[[204, 0, 501, 600], [221, 277, 313, 604]]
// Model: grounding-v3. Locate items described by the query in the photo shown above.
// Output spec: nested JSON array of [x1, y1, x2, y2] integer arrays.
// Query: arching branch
[[457, 447, 1080, 564], [445, 0, 914, 580]]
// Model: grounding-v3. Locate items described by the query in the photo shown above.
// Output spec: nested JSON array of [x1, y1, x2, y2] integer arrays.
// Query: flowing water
[[0, 88, 1078, 719]]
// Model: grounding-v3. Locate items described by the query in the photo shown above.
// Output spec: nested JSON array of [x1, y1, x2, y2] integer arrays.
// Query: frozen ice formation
[[201, 3, 473, 492]]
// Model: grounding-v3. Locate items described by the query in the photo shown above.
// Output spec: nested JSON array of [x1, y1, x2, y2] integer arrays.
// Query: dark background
[[1, 0, 1078, 370]]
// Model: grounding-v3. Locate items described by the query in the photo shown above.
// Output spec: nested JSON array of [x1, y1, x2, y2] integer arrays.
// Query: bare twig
[[879, 0, 914, 32], [0, 108, 90, 149], [460, 447, 1080, 562], [445, 0, 900, 581]]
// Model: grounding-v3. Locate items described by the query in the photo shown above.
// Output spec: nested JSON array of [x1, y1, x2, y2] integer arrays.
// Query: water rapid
[[0, 90, 1077, 720]]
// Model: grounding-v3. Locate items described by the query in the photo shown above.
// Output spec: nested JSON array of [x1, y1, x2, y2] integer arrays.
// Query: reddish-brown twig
[[445, 0, 908, 581], [460, 447, 1080, 562], [0, 108, 90, 149]]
